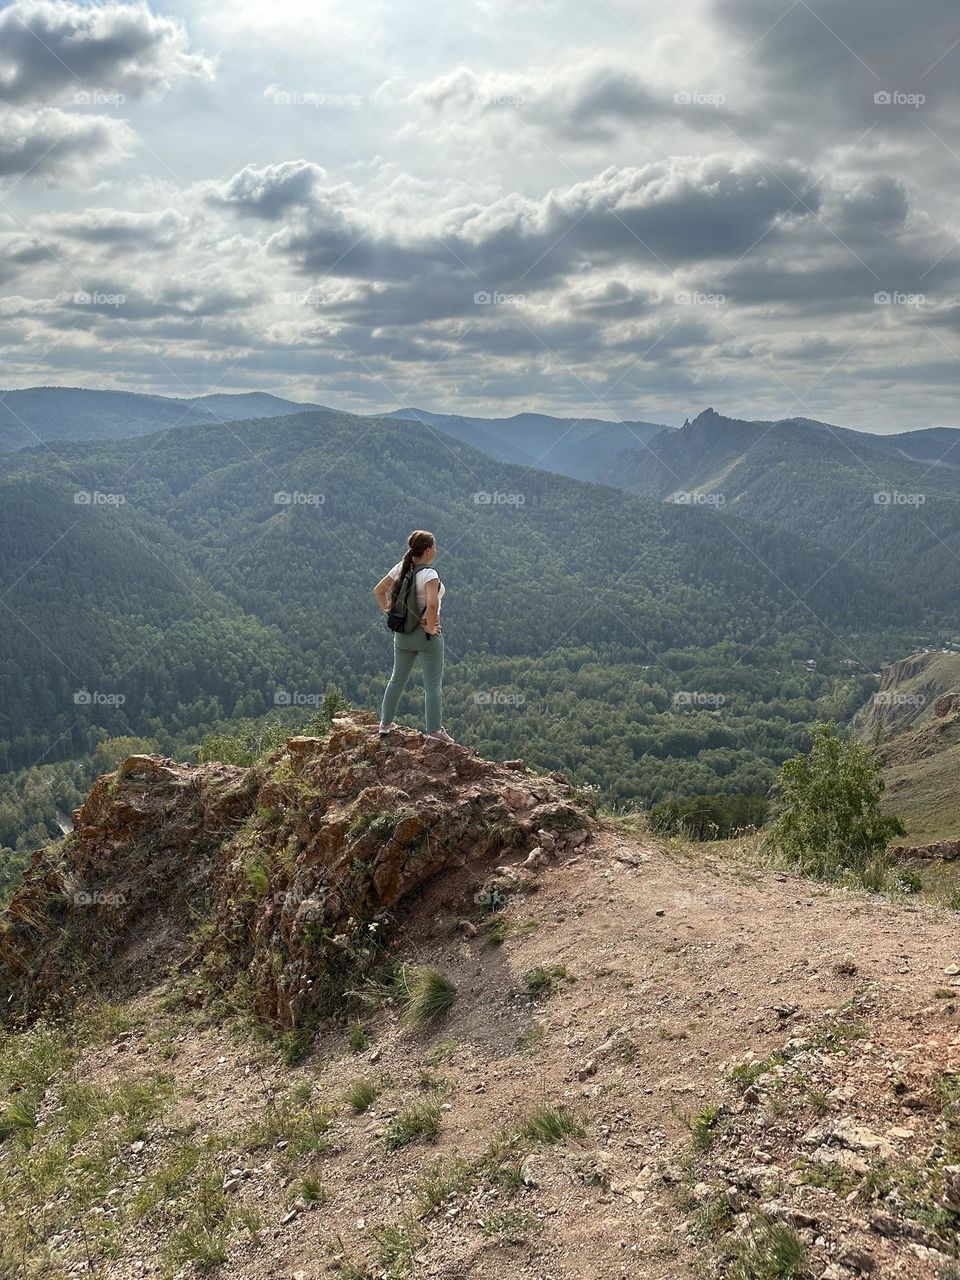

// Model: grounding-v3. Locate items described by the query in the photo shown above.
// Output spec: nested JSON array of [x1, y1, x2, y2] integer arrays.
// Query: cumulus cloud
[[37, 207, 188, 248], [395, 60, 739, 144], [0, 107, 136, 179], [0, 0, 215, 104], [204, 160, 329, 219], [259, 153, 819, 314]]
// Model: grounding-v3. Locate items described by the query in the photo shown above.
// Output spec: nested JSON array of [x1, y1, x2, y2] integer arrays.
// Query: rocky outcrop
[[889, 840, 960, 861], [860, 650, 936, 742], [0, 712, 594, 1028]]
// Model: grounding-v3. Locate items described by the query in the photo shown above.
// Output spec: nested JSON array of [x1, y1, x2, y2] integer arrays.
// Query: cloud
[[0, 235, 57, 285], [394, 59, 739, 145], [712, 0, 960, 130], [0, 0, 215, 104], [37, 207, 188, 248], [0, 107, 136, 179], [204, 160, 329, 219], [264, 154, 817, 297]]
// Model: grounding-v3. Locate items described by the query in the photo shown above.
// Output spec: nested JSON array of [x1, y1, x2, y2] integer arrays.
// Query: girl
[[374, 529, 454, 742]]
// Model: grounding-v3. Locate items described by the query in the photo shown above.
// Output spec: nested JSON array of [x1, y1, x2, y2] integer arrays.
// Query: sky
[[0, 0, 958, 431]]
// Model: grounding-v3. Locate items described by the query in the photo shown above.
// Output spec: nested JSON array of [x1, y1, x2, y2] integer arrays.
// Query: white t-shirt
[[390, 560, 445, 614]]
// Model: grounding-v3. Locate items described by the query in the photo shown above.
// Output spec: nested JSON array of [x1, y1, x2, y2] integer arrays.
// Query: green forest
[[0, 407, 944, 879]]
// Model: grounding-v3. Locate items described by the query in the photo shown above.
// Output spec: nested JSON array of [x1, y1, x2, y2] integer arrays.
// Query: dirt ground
[[17, 821, 960, 1279]]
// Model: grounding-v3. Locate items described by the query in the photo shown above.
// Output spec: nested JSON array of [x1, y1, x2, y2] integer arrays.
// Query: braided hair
[[390, 529, 435, 607]]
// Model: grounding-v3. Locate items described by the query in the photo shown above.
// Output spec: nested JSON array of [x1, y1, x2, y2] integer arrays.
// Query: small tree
[[768, 721, 904, 880]]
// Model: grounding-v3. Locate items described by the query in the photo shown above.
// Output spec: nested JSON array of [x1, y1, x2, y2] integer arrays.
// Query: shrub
[[767, 722, 905, 881]]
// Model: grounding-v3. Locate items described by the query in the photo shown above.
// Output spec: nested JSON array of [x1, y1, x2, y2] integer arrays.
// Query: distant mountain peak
[[689, 407, 725, 427]]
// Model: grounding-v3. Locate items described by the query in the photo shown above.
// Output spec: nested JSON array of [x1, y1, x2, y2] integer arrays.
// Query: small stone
[[838, 1245, 875, 1273]]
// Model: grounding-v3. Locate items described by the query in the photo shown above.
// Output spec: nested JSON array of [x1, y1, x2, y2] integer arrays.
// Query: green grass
[[397, 965, 457, 1027], [518, 1104, 584, 1145], [692, 1191, 736, 1242], [481, 1208, 537, 1238], [347, 1020, 369, 1051], [426, 1038, 459, 1065], [300, 1173, 326, 1204], [384, 1098, 442, 1151], [719, 1216, 811, 1279], [729, 1053, 786, 1090], [522, 964, 573, 1000], [690, 1103, 721, 1153], [413, 1157, 471, 1218], [374, 1217, 425, 1277], [345, 1079, 378, 1113]]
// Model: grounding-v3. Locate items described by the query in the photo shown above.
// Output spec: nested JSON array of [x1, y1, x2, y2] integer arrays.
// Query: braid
[[390, 529, 434, 607]]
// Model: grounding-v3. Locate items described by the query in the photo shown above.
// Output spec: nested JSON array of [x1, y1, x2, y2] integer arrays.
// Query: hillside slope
[[2, 717, 960, 1278], [390, 406, 672, 481], [603, 408, 960, 605], [856, 652, 960, 845]]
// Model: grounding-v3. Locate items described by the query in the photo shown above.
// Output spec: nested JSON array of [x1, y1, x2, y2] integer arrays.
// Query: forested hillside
[[389, 406, 671, 481], [605, 408, 960, 605], [0, 408, 921, 862]]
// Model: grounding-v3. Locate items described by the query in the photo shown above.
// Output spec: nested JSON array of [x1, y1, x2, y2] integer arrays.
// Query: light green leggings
[[380, 629, 444, 732]]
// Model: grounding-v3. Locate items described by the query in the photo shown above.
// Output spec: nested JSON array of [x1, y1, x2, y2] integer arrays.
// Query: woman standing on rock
[[374, 529, 455, 743]]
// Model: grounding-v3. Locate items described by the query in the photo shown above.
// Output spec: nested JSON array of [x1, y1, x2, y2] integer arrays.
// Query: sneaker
[[378, 722, 399, 736], [427, 728, 456, 744]]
